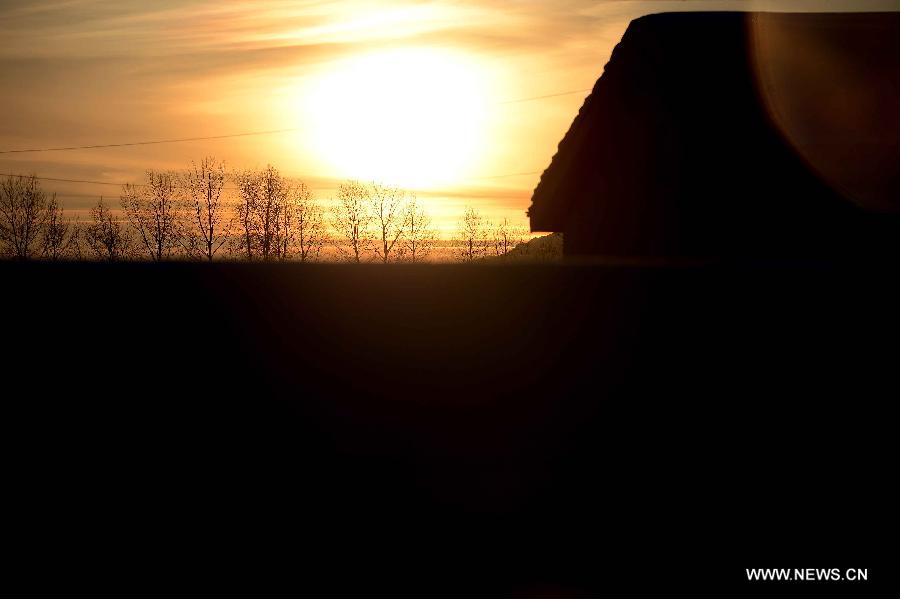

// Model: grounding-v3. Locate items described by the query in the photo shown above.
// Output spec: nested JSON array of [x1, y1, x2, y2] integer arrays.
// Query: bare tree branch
[[331, 181, 373, 264], [84, 197, 130, 262], [121, 171, 181, 261], [399, 195, 436, 263], [489, 218, 526, 258], [0, 174, 50, 260], [181, 157, 231, 261], [456, 206, 488, 263], [41, 195, 79, 260], [233, 165, 286, 261], [370, 183, 410, 264], [277, 181, 325, 262]]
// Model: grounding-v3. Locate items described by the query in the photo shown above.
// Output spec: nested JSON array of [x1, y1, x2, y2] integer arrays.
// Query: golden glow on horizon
[[304, 48, 488, 189]]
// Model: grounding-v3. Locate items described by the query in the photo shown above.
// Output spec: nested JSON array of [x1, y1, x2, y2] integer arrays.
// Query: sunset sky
[[1, 0, 895, 233]]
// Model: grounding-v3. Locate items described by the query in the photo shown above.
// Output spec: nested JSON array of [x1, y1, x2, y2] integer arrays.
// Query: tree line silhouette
[[0, 157, 539, 263]]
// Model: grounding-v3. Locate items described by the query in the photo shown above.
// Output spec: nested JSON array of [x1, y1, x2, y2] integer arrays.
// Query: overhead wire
[[0, 86, 586, 188], [0, 88, 592, 155]]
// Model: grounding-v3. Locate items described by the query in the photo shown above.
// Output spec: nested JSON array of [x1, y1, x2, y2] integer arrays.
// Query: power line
[[0, 128, 299, 155], [476, 171, 541, 179], [0, 88, 592, 155], [0, 172, 236, 190], [0, 170, 543, 191], [498, 88, 592, 105], [0, 174, 132, 187]]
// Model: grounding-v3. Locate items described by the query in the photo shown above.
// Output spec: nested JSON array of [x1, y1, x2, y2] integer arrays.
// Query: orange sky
[[1, 0, 896, 233]]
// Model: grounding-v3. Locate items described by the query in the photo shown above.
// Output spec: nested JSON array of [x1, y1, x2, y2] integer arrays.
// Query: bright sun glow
[[306, 48, 488, 189]]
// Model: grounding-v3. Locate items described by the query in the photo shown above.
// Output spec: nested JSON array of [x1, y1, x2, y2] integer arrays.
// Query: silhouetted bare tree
[[234, 165, 286, 261], [256, 165, 285, 261], [400, 195, 436, 263], [332, 181, 373, 263], [182, 157, 231, 261], [0, 174, 49, 260], [41, 196, 79, 260], [122, 171, 181, 261], [277, 181, 325, 262], [490, 218, 525, 257], [369, 183, 410, 263], [234, 170, 257, 261], [296, 196, 326, 263], [456, 206, 488, 262], [85, 198, 130, 261]]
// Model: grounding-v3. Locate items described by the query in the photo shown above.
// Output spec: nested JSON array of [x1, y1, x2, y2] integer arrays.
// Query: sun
[[306, 48, 488, 189]]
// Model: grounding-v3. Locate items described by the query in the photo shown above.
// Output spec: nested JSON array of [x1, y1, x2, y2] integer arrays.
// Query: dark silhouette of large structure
[[529, 12, 900, 258]]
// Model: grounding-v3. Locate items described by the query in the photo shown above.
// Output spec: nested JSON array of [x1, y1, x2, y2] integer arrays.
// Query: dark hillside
[[3, 261, 894, 593]]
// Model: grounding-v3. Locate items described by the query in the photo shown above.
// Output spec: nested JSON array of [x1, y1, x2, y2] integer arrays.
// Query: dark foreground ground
[[3, 261, 895, 595]]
